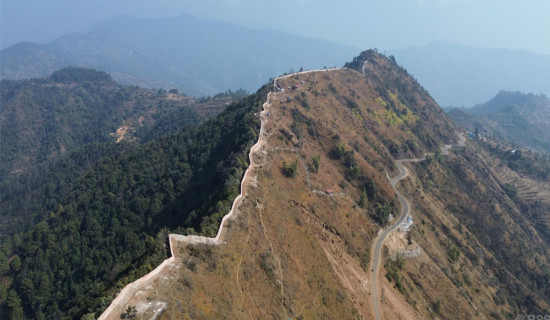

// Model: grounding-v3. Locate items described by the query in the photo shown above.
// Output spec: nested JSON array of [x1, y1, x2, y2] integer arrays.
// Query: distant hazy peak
[[471, 90, 549, 115], [1, 14, 358, 96], [390, 42, 550, 107]]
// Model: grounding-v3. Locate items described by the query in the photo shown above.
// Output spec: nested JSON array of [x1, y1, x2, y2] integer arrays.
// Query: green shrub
[[311, 154, 320, 173], [282, 160, 298, 178]]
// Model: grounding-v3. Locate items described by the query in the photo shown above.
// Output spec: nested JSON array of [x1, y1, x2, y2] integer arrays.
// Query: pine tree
[[6, 290, 24, 320]]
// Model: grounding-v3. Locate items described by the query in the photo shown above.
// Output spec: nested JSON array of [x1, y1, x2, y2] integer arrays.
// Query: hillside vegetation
[[0, 67, 241, 181], [448, 91, 550, 153], [0, 75, 267, 319], [114, 51, 550, 320]]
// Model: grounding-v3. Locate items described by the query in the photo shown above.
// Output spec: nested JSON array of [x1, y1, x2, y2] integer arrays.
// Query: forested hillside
[[0, 67, 240, 181], [447, 91, 550, 153], [0, 72, 267, 319]]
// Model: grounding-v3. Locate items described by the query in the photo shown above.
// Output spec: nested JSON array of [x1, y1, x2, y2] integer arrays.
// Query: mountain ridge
[[93, 51, 549, 319], [0, 15, 358, 96], [2, 50, 550, 319], [109, 51, 549, 319]]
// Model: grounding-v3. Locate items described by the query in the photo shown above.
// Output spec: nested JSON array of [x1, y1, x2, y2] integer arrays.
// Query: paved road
[[371, 158, 413, 320], [370, 134, 465, 320]]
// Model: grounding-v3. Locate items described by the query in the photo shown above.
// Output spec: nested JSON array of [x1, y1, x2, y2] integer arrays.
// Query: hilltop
[[95, 51, 550, 320], [2, 52, 550, 320]]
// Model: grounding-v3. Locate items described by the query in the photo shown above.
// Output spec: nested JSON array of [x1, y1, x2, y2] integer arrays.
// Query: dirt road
[[370, 134, 465, 320]]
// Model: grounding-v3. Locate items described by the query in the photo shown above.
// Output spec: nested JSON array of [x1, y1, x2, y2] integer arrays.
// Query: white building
[[400, 215, 413, 232]]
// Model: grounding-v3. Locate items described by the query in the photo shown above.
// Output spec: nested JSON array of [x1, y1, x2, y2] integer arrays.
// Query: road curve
[[371, 159, 413, 320], [371, 134, 465, 320]]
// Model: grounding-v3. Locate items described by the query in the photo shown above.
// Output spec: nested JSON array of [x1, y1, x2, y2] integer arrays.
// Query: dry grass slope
[[102, 51, 550, 320]]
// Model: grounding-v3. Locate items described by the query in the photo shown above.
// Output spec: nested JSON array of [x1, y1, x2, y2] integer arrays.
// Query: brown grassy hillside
[[104, 51, 550, 320]]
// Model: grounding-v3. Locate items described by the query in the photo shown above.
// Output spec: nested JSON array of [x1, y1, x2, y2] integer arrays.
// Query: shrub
[[358, 188, 368, 209], [120, 306, 137, 319], [260, 251, 276, 278], [282, 160, 298, 178], [334, 142, 346, 159], [502, 183, 517, 198], [385, 255, 406, 294], [448, 245, 461, 262], [311, 154, 320, 173]]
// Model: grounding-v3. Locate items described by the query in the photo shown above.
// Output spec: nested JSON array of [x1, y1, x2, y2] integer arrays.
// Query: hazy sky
[[2, 0, 550, 54]]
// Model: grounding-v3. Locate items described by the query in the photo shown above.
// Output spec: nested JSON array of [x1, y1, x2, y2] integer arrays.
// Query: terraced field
[[492, 160, 550, 204]]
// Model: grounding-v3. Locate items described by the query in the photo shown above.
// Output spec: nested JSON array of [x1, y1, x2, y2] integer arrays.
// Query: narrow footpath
[[98, 68, 338, 320]]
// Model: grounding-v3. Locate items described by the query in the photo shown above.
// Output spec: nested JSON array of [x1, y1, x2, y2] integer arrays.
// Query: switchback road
[[371, 134, 465, 320]]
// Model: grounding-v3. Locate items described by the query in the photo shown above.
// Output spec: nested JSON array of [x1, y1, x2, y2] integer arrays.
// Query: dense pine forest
[[0, 68, 269, 319]]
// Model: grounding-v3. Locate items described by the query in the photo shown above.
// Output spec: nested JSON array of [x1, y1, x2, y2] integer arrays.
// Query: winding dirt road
[[370, 134, 465, 320]]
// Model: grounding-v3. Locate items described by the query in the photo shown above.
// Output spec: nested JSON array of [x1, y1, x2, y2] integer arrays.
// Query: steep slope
[[94, 51, 473, 320], [480, 142, 550, 241], [0, 86, 267, 319], [390, 41, 550, 107], [405, 142, 550, 318], [448, 91, 550, 154], [4, 50, 550, 320], [0, 14, 358, 96], [100, 51, 550, 320]]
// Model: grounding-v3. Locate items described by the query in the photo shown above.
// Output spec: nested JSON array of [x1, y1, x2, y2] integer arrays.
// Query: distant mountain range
[[390, 41, 550, 107], [0, 15, 358, 96], [447, 91, 550, 153], [2, 16, 549, 106]]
